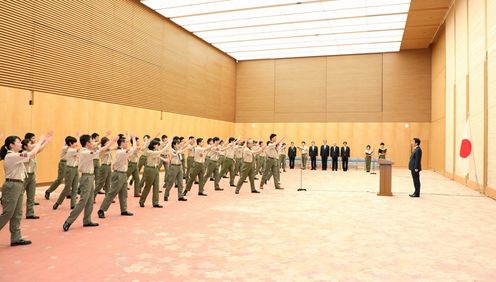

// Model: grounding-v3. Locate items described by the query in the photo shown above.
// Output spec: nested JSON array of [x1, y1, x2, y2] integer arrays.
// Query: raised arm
[[100, 135, 119, 152], [29, 131, 54, 157]]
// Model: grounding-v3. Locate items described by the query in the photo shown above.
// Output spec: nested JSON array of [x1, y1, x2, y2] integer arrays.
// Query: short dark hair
[[270, 133, 277, 140], [228, 137, 235, 143], [161, 135, 168, 140], [91, 133, 99, 139], [24, 132, 35, 140], [380, 142, 385, 146], [80, 135, 91, 147], [301, 141, 306, 144], [130, 137, 139, 145], [413, 138, 421, 145], [196, 138, 203, 145], [366, 145, 371, 149], [148, 138, 161, 150], [189, 136, 195, 140], [213, 137, 220, 142], [179, 136, 184, 141], [101, 137, 109, 146], [343, 141, 348, 145], [21, 138, 31, 151], [117, 137, 126, 148], [171, 140, 180, 149], [65, 136, 77, 146], [143, 134, 150, 139], [207, 138, 213, 144]]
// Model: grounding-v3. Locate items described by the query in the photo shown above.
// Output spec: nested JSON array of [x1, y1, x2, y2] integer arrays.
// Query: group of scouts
[[0, 131, 287, 247]]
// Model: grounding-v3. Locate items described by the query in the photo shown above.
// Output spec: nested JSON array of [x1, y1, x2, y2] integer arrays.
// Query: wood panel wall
[[430, 27, 446, 174], [0, 0, 236, 122], [235, 122, 431, 169], [236, 50, 432, 123], [0, 86, 235, 184], [436, 0, 496, 199]]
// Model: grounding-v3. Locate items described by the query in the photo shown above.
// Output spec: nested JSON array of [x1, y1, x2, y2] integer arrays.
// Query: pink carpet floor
[[1, 168, 496, 281]]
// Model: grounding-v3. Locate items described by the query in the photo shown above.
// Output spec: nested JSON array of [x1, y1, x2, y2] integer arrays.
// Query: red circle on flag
[[459, 139, 472, 158]]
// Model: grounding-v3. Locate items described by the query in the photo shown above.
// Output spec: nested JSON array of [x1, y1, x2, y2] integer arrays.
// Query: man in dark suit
[[320, 140, 330, 170], [330, 142, 340, 171], [409, 138, 422, 197], [309, 141, 318, 170], [340, 141, 350, 171], [287, 142, 297, 169]]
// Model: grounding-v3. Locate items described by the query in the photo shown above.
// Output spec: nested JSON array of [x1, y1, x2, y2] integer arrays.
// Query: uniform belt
[[243, 161, 253, 164], [145, 165, 158, 168], [67, 165, 78, 168], [60, 159, 67, 162], [226, 157, 235, 160], [194, 161, 204, 164], [129, 161, 137, 164], [82, 173, 94, 176], [102, 163, 111, 166], [268, 157, 277, 159], [27, 172, 35, 175], [6, 178, 23, 183], [170, 164, 181, 166], [114, 170, 127, 174]]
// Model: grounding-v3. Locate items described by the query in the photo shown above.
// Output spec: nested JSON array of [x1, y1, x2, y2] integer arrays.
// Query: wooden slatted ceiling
[[0, 0, 236, 122], [401, 0, 452, 49]]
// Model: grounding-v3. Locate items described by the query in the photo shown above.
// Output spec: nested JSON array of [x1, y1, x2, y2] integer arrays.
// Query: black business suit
[[408, 146, 422, 196], [320, 144, 329, 170], [330, 146, 339, 171], [288, 146, 297, 169], [309, 145, 318, 170], [340, 146, 350, 171]]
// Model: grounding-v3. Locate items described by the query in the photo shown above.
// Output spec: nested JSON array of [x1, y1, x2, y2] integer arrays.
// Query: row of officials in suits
[[287, 140, 352, 171]]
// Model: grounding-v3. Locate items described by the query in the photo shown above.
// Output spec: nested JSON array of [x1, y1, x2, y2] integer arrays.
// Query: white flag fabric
[[458, 118, 472, 177]]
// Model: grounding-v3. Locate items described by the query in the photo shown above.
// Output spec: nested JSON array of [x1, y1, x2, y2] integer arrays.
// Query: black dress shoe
[[215, 188, 224, 191], [251, 190, 260, 193], [153, 204, 163, 208], [198, 193, 208, 196], [71, 206, 75, 210], [45, 191, 50, 200], [121, 211, 134, 216], [164, 197, 168, 201], [63, 221, 71, 232], [26, 215, 40, 219], [97, 191, 105, 195], [134, 194, 141, 198], [66, 195, 71, 199], [139, 202, 145, 208], [129, 180, 134, 185], [409, 194, 420, 197], [275, 187, 284, 190], [235, 191, 240, 194], [230, 185, 236, 187], [210, 178, 214, 181], [254, 177, 259, 180], [178, 198, 187, 201], [83, 222, 99, 227], [11, 239, 32, 246], [53, 203, 59, 210], [194, 181, 199, 184], [34, 202, 40, 206], [97, 210, 105, 218]]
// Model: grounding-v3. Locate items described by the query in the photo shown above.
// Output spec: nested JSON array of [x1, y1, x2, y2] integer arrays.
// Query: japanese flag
[[459, 119, 472, 177]]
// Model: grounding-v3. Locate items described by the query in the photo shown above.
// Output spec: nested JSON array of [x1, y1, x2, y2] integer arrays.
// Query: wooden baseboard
[[485, 186, 496, 200], [445, 171, 454, 179]]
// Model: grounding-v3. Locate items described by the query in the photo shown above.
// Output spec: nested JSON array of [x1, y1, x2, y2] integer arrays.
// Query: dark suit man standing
[[340, 141, 350, 171], [309, 141, 318, 170], [320, 140, 330, 171], [288, 142, 297, 169], [409, 138, 422, 197], [330, 142, 340, 171]]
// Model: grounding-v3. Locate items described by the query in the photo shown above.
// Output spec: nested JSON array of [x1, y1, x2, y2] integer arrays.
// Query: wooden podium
[[377, 159, 394, 196]]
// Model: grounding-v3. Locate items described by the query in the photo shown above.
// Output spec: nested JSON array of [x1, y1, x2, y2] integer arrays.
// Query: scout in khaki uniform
[[235, 140, 264, 194], [91, 133, 101, 188], [184, 138, 212, 196], [278, 143, 287, 173], [44, 142, 69, 199], [364, 145, 374, 173], [53, 136, 80, 210], [97, 135, 137, 219], [185, 136, 196, 183], [233, 143, 243, 177], [202, 137, 222, 191], [298, 141, 309, 170], [257, 141, 267, 176], [127, 137, 145, 197], [139, 138, 169, 208], [260, 134, 286, 190], [63, 134, 117, 232], [130, 134, 150, 187], [179, 137, 187, 178], [21, 137, 49, 219], [218, 140, 226, 175], [94, 137, 113, 197], [163, 140, 188, 202], [157, 135, 168, 174], [0, 132, 52, 246], [216, 137, 238, 189]]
